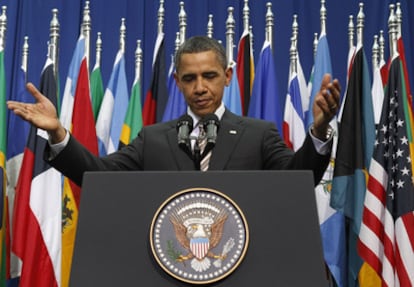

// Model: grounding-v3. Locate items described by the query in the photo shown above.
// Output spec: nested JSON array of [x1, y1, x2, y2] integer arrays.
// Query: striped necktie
[[198, 125, 211, 171]]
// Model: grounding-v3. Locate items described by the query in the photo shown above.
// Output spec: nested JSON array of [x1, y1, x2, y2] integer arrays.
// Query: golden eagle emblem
[[170, 202, 229, 272], [150, 189, 248, 284]]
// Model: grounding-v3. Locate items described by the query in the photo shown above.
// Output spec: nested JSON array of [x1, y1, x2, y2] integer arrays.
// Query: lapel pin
[[229, 130, 237, 135]]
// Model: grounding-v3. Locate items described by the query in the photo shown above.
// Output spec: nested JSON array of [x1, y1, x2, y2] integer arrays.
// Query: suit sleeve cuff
[[47, 130, 70, 160], [308, 125, 334, 155]]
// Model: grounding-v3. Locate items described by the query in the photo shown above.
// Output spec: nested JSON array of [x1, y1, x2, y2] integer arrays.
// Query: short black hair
[[174, 35, 227, 72]]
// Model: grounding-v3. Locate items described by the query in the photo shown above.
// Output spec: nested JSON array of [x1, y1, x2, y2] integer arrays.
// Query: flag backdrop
[[90, 62, 104, 122], [236, 30, 254, 116], [2, 1, 414, 285], [283, 68, 306, 151], [223, 62, 242, 116], [12, 58, 62, 287], [96, 49, 128, 155], [397, 37, 412, 107], [306, 33, 332, 130], [331, 46, 376, 286], [305, 30, 347, 287], [119, 72, 143, 147], [358, 54, 414, 287], [372, 60, 385, 126], [296, 56, 310, 123], [248, 41, 281, 131], [0, 46, 8, 287], [142, 32, 168, 126], [61, 53, 98, 287], [59, 37, 85, 129], [162, 59, 186, 122], [5, 65, 32, 284]]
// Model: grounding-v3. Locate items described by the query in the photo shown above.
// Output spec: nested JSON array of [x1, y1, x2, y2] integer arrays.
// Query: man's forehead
[[177, 52, 222, 73]]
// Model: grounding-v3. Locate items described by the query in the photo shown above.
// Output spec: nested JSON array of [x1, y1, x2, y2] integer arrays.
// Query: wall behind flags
[[1, 0, 413, 114]]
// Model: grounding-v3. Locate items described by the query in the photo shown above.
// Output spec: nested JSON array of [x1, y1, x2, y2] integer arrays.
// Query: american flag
[[358, 56, 414, 287]]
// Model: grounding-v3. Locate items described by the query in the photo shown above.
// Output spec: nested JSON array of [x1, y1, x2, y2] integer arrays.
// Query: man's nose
[[194, 78, 207, 95]]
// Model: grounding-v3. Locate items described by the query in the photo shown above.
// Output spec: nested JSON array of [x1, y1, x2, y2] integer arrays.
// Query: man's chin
[[192, 108, 214, 118]]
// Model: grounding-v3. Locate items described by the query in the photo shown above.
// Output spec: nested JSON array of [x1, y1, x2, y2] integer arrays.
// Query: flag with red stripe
[[236, 30, 254, 116], [283, 71, 305, 150], [358, 55, 414, 287], [61, 50, 98, 287], [142, 33, 168, 125], [12, 58, 61, 287], [0, 45, 9, 287], [331, 46, 375, 286]]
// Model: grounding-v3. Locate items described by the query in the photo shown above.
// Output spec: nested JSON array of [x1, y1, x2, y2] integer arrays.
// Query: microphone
[[176, 114, 193, 156], [201, 114, 220, 157]]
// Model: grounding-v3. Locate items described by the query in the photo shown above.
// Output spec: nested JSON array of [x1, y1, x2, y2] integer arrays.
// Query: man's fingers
[[26, 82, 44, 102], [320, 74, 332, 89]]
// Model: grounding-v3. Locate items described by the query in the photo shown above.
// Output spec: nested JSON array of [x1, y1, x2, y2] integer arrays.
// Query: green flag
[[90, 65, 104, 122], [119, 78, 143, 148], [0, 48, 8, 286]]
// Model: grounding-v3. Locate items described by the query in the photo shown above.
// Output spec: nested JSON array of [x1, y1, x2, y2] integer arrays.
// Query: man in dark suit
[[8, 36, 340, 187]]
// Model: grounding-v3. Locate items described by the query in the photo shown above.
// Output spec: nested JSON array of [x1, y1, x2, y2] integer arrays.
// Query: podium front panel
[[70, 170, 327, 286]]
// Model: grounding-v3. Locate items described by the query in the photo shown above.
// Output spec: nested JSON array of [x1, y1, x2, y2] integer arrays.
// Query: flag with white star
[[358, 55, 414, 287]]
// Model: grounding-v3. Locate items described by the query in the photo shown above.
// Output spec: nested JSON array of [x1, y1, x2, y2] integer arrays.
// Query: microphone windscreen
[[201, 114, 220, 129], [176, 114, 194, 132]]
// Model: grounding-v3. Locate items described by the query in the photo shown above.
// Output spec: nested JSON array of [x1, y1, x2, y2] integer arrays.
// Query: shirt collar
[[187, 102, 225, 126]]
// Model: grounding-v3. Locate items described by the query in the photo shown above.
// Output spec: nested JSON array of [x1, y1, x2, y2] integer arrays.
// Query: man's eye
[[182, 76, 194, 82], [204, 73, 217, 79]]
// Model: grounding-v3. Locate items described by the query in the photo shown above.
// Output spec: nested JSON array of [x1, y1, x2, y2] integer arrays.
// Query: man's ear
[[225, 66, 233, 87], [173, 72, 182, 91]]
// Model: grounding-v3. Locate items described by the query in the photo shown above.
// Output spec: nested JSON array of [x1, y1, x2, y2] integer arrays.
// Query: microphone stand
[[193, 139, 201, 170], [178, 135, 214, 171]]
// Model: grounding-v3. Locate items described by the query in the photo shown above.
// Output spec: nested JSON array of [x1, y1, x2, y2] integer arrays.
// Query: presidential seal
[[150, 188, 249, 285]]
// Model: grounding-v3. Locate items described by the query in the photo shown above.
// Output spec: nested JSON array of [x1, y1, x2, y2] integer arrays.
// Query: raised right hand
[[7, 82, 66, 143]]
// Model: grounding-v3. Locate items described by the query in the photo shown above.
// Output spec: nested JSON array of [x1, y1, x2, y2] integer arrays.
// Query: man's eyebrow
[[180, 72, 196, 79]]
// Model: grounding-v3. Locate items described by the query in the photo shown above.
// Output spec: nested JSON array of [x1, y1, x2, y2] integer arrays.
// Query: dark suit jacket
[[46, 110, 331, 187]]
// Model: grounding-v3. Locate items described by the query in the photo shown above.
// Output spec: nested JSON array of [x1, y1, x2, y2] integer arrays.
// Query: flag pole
[[242, 0, 250, 33], [265, 2, 274, 51], [312, 32, 318, 60], [348, 15, 354, 51], [0, 6, 6, 52], [356, 3, 364, 48], [49, 8, 59, 80], [178, 1, 186, 45], [135, 39, 142, 84], [395, 3, 402, 39], [372, 35, 379, 71], [388, 4, 398, 60], [22, 36, 28, 77], [225, 7, 235, 67], [320, 0, 327, 36], [94, 32, 102, 70], [81, 1, 91, 69], [158, 0, 164, 38], [119, 18, 126, 54], [206, 14, 213, 39]]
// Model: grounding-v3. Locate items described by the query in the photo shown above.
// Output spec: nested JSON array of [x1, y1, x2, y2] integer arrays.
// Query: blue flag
[[6, 66, 31, 283], [223, 64, 243, 116], [162, 60, 186, 121], [96, 50, 129, 155], [331, 46, 375, 286], [223, 63, 242, 116], [60, 36, 85, 129], [306, 35, 332, 130], [306, 33, 347, 287], [248, 41, 282, 131]]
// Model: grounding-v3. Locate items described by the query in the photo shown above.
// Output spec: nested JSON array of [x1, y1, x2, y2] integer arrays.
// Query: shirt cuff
[[309, 125, 334, 155], [48, 130, 70, 159]]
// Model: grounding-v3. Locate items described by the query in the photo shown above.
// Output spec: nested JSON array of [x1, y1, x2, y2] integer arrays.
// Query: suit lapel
[[167, 121, 195, 170], [208, 111, 244, 170]]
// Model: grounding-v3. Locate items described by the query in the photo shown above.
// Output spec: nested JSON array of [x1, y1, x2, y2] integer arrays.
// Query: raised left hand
[[311, 74, 341, 140]]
